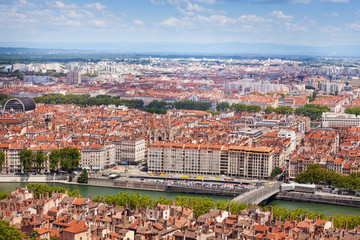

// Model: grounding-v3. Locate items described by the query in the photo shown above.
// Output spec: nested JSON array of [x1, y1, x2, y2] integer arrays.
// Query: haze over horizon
[[1, 0, 360, 55]]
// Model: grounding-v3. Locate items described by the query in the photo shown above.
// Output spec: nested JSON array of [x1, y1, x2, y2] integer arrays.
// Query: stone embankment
[[87, 178, 245, 196], [0, 174, 69, 182], [275, 191, 360, 208]]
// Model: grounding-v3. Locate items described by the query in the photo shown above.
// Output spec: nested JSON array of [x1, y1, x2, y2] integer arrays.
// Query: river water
[[1, 182, 359, 216]]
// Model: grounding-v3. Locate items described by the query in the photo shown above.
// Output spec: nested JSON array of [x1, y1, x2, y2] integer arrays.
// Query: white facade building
[[120, 138, 146, 164], [80, 144, 115, 171], [322, 112, 360, 128]]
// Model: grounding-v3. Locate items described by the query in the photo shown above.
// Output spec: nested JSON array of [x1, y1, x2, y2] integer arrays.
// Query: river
[[1, 182, 359, 216], [0, 182, 233, 201], [268, 200, 360, 217]]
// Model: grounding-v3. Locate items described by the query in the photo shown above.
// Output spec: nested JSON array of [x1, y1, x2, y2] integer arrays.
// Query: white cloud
[[348, 21, 360, 31], [194, 0, 216, 4], [160, 17, 182, 27], [53, 1, 76, 9], [320, 0, 349, 3], [320, 25, 341, 33], [89, 20, 107, 27], [238, 15, 266, 24], [85, 2, 106, 10], [323, 12, 339, 17], [134, 19, 145, 25], [150, 0, 166, 5], [64, 20, 81, 27], [269, 10, 294, 20], [168, 0, 224, 16], [290, 0, 311, 3]]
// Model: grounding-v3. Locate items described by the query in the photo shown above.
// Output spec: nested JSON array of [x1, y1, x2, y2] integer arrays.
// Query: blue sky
[[1, 0, 360, 47]]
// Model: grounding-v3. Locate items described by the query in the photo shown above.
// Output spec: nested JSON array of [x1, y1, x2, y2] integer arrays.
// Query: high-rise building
[[67, 71, 81, 84]]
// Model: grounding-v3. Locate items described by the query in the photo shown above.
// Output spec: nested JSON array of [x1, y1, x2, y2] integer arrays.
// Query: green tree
[[77, 169, 88, 183], [0, 220, 23, 240], [0, 151, 5, 172], [264, 106, 275, 114], [271, 167, 283, 178], [34, 150, 46, 173], [295, 104, 331, 120], [59, 147, 80, 172], [19, 149, 34, 173], [216, 102, 230, 111], [174, 101, 212, 111], [274, 106, 294, 115], [0, 191, 9, 200], [147, 100, 167, 109], [345, 106, 360, 116], [49, 149, 61, 172], [312, 90, 317, 101]]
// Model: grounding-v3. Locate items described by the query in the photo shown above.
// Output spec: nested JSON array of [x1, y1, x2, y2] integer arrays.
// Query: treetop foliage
[[294, 104, 331, 120], [295, 164, 360, 191]]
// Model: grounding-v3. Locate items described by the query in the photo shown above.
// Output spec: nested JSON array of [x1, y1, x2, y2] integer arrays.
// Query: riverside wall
[[87, 178, 244, 196], [87, 178, 167, 191], [0, 174, 69, 182], [275, 191, 360, 208]]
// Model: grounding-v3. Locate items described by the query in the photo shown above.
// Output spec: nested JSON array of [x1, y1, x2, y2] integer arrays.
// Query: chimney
[[345, 221, 348, 230], [317, 214, 321, 220], [46, 192, 49, 199], [181, 207, 184, 217], [278, 213, 281, 221], [289, 213, 292, 220], [281, 224, 285, 233], [227, 206, 230, 214], [220, 210, 222, 218], [298, 214, 302, 222], [313, 216, 317, 224], [173, 200, 176, 206]]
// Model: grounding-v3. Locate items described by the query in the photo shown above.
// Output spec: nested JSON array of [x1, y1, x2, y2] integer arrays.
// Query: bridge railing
[[233, 182, 280, 205]]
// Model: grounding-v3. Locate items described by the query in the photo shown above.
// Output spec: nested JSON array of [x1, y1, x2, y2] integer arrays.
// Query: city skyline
[[1, 0, 360, 51]]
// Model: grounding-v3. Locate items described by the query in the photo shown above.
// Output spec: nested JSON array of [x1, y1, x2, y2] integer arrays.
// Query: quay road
[[233, 182, 281, 205]]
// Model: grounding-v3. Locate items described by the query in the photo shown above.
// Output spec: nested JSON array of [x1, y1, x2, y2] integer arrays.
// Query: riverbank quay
[[274, 191, 360, 208], [88, 178, 248, 196], [0, 173, 70, 182]]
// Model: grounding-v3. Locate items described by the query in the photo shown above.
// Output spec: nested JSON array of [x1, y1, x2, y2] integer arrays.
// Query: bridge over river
[[233, 182, 281, 205]]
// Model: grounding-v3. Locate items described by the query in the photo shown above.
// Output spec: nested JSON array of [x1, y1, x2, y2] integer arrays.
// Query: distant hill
[[0, 42, 360, 57]]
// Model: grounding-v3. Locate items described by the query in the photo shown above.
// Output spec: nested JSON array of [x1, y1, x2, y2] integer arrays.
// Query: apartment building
[[225, 146, 273, 179], [80, 144, 115, 171], [322, 112, 360, 128], [148, 143, 273, 178], [120, 138, 146, 165]]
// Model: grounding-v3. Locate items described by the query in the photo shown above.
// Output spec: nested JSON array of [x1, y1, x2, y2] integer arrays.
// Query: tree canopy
[[0, 151, 5, 171], [294, 104, 331, 120], [0, 220, 23, 240], [174, 101, 212, 111], [77, 169, 88, 183], [216, 102, 231, 111], [271, 167, 283, 178], [59, 147, 80, 172], [19, 149, 34, 173], [295, 164, 360, 191], [345, 106, 360, 116], [34, 93, 144, 108], [231, 103, 261, 113]]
